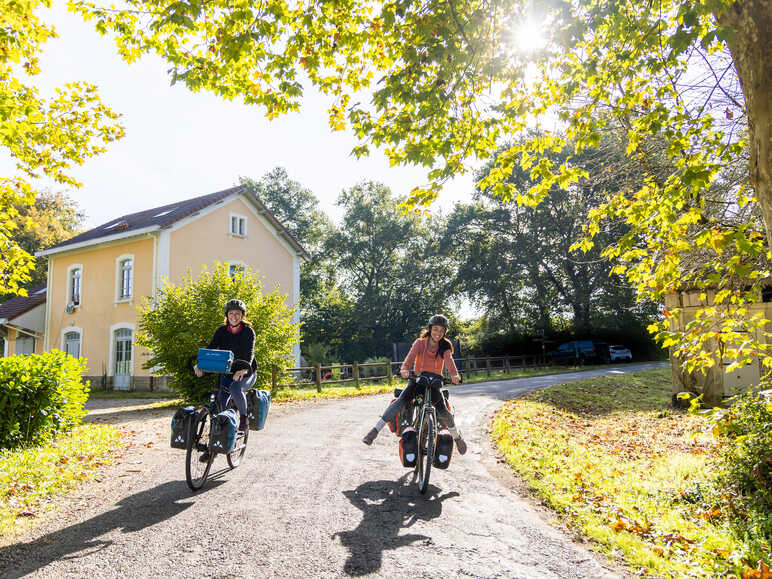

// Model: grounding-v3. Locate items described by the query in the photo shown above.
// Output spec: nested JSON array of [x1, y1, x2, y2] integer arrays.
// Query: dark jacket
[[207, 324, 255, 373]]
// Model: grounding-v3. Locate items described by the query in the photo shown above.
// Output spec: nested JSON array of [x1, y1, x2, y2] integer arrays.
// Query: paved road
[[0, 362, 664, 578]]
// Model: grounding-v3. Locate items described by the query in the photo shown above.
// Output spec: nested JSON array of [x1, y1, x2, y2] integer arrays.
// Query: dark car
[[547, 340, 610, 365]]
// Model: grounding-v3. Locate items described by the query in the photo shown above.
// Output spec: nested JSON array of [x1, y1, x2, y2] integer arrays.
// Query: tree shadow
[[333, 474, 459, 576], [0, 479, 223, 577]]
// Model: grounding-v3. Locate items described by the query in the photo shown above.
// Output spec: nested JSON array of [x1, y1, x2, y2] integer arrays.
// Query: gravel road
[[0, 362, 665, 578]]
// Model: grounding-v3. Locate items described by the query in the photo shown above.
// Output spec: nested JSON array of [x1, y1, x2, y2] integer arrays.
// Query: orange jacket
[[400, 337, 459, 377]]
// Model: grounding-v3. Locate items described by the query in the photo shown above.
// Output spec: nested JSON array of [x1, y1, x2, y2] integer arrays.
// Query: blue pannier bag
[[197, 348, 233, 373], [209, 409, 238, 454], [246, 389, 271, 430], [170, 406, 195, 449]]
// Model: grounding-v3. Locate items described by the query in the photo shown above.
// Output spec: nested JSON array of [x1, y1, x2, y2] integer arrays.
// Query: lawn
[[490, 368, 768, 577]]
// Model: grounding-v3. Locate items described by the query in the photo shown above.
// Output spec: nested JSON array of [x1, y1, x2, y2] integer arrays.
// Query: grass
[[490, 368, 765, 577], [0, 425, 122, 539]]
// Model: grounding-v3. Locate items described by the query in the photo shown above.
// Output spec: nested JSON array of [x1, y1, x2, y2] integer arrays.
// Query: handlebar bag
[[209, 408, 238, 454], [433, 429, 454, 469], [246, 389, 271, 430], [197, 348, 233, 373], [399, 426, 418, 467], [170, 406, 195, 449]]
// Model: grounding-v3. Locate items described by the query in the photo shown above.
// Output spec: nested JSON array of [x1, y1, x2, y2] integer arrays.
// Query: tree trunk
[[720, 2, 772, 249]]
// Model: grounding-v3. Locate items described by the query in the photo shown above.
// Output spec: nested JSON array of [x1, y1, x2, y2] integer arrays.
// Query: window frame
[[229, 213, 248, 238], [66, 264, 83, 308], [115, 254, 134, 302], [61, 327, 83, 359], [228, 260, 247, 279]]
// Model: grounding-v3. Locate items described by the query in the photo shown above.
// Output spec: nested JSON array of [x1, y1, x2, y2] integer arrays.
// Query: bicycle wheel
[[416, 412, 436, 494], [226, 422, 248, 469], [186, 407, 213, 491]]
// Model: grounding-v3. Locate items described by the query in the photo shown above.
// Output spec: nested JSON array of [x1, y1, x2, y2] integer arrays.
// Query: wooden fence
[[271, 355, 547, 392]]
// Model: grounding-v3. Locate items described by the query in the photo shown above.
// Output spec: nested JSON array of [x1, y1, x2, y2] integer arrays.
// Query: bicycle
[[184, 357, 253, 491], [396, 371, 458, 494]]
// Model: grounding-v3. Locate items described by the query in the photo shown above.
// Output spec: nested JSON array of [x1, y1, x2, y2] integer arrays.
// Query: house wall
[[46, 235, 156, 381], [167, 196, 295, 303]]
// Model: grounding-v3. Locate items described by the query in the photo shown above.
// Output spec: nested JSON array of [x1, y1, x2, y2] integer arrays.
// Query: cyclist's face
[[430, 325, 446, 342], [227, 309, 243, 325]]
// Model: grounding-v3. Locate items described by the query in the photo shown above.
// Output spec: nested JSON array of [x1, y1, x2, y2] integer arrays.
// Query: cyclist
[[194, 299, 256, 435], [362, 314, 467, 454]]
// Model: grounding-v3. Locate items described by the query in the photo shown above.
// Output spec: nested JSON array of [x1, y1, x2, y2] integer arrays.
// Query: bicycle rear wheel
[[416, 412, 435, 494], [186, 407, 213, 491], [227, 424, 248, 468]]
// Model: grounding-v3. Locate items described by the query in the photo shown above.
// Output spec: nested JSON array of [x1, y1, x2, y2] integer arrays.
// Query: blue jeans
[[218, 372, 256, 416]]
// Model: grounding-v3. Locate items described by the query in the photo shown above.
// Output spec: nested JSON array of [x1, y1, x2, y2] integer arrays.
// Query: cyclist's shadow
[[0, 479, 222, 578], [333, 474, 459, 577]]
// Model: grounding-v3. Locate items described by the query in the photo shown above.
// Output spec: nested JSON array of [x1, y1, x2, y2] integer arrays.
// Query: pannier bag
[[197, 348, 234, 373], [209, 409, 239, 454], [246, 389, 271, 430], [399, 426, 418, 468], [433, 429, 454, 469], [170, 406, 196, 449]]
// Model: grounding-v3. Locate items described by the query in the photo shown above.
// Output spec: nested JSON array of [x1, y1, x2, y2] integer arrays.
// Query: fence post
[[486, 356, 491, 377], [504, 356, 510, 374], [387, 361, 392, 386], [353, 361, 360, 389], [315, 363, 322, 393], [271, 365, 278, 392]]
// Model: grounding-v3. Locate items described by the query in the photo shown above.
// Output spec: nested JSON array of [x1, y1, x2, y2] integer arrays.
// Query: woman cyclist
[[194, 299, 256, 434], [362, 314, 467, 454]]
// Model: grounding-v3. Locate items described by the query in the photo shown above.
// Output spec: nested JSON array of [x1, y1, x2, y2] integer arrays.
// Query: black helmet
[[427, 314, 449, 328], [224, 299, 246, 316]]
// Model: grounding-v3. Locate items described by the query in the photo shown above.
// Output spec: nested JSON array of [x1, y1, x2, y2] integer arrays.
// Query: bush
[[0, 351, 89, 449], [361, 356, 390, 378], [137, 262, 299, 402]]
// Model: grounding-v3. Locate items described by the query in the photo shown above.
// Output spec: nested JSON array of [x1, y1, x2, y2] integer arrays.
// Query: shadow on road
[[0, 479, 222, 578], [333, 474, 459, 577]]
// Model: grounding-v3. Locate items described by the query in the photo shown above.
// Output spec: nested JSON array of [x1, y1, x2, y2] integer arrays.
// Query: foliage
[[0, 423, 120, 537], [1, 0, 124, 295], [3, 191, 85, 294], [301, 342, 333, 368], [68, 0, 772, 395], [0, 351, 90, 450], [360, 356, 390, 378], [136, 262, 298, 403], [490, 368, 768, 576]]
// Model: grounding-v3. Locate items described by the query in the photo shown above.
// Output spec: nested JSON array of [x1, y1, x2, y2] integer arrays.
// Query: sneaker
[[198, 450, 210, 463], [455, 436, 467, 455], [362, 427, 379, 446], [238, 415, 248, 432]]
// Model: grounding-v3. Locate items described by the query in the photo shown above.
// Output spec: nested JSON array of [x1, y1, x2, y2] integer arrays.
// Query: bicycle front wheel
[[186, 407, 213, 491], [416, 412, 435, 494]]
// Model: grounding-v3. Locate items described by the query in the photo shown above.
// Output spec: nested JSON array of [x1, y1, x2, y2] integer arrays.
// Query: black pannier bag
[[433, 429, 454, 469], [170, 406, 195, 449], [399, 426, 418, 467]]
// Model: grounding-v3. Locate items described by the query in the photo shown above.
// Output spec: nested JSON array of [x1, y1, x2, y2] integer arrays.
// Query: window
[[229, 213, 247, 237], [119, 258, 133, 299], [228, 261, 246, 278], [67, 265, 82, 306], [64, 330, 81, 358], [15, 335, 34, 355]]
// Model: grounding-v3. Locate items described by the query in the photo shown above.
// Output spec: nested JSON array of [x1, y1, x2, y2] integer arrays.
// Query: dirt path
[[0, 363, 663, 578]]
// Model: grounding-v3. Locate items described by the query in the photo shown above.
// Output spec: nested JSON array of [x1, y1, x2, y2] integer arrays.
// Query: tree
[[136, 262, 298, 402], [1, 1, 124, 295], [4, 191, 85, 293]]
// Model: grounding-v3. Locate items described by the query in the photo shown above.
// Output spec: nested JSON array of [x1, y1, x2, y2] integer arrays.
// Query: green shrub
[[0, 351, 89, 449], [361, 356, 390, 378], [137, 262, 299, 403]]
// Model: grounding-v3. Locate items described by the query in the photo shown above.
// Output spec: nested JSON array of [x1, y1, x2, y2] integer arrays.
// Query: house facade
[[36, 185, 308, 391]]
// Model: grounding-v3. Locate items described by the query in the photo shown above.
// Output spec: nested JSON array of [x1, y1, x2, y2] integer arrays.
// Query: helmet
[[224, 299, 246, 316], [427, 314, 449, 328]]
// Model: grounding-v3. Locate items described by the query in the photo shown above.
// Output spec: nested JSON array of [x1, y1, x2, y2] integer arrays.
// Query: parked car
[[608, 344, 632, 363], [547, 340, 610, 365]]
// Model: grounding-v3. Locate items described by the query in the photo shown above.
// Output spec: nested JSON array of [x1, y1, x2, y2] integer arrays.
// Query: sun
[[511, 17, 548, 54]]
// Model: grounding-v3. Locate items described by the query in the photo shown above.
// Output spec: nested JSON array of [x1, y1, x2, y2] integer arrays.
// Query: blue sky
[[12, 3, 476, 230]]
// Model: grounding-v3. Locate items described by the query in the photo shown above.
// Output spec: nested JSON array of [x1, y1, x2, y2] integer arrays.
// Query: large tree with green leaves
[[1, 0, 123, 295]]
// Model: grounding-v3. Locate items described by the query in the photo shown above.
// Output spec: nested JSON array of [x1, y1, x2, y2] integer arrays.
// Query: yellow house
[[36, 185, 309, 391], [0, 286, 47, 357]]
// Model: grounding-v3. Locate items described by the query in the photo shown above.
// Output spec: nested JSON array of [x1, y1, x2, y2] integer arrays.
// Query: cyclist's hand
[[194, 364, 203, 378], [233, 369, 247, 382], [400, 369, 410, 379], [451, 374, 461, 385]]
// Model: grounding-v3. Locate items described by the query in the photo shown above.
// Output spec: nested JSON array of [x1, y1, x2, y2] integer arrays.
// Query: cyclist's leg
[[430, 383, 467, 454], [228, 373, 252, 430], [218, 375, 231, 410], [363, 380, 416, 445]]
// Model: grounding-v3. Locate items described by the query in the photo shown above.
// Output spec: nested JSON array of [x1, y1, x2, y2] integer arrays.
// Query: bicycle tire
[[226, 425, 248, 468], [417, 412, 435, 494], [186, 407, 213, 491]]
